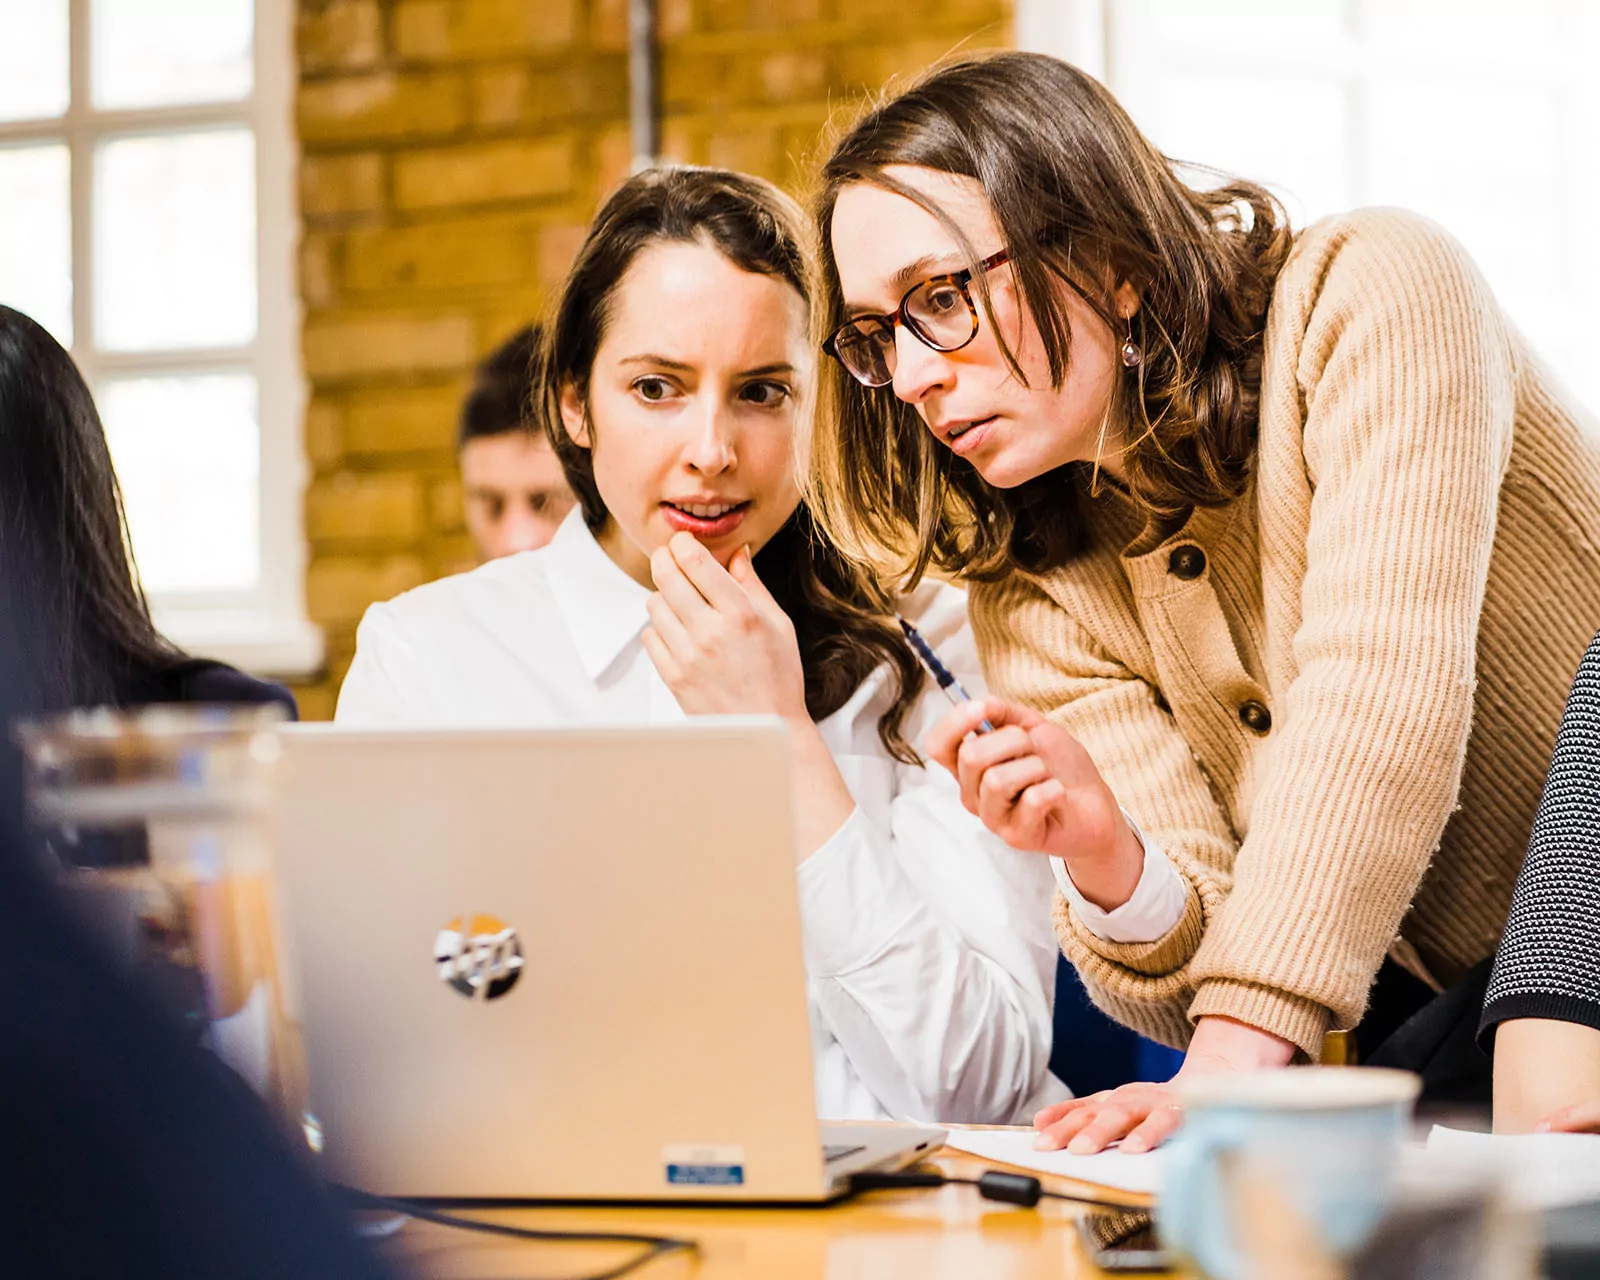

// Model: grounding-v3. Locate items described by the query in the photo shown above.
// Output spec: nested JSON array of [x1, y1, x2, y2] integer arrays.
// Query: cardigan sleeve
[[1186, 210, 1517, 1054], [970, 576, 1236, 1049], [1480, 630, 1600, 1045]]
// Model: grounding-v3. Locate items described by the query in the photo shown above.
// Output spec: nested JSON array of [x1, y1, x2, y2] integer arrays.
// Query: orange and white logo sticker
[[434, 914, 523, 1001]]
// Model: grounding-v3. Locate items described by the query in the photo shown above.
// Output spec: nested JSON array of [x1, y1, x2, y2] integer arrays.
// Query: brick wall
[[292, 0, 1013, 718]]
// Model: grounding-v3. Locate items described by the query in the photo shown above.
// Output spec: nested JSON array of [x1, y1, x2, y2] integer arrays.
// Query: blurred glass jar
[[14, 705, 314, 1151]]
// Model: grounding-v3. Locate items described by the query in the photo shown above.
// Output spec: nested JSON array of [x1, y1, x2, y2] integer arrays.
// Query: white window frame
[[1018, 0, 1600, 420], [0, 0, 320, 676]]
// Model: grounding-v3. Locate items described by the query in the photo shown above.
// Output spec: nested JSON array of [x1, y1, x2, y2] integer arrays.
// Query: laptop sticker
[[434, 914, 524, 1000], [664, 1144, 746, 1186]]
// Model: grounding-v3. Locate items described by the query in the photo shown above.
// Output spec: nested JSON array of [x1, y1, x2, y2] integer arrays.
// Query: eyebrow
[[617, 355, 796, 379], [844, 251, 966, 318]]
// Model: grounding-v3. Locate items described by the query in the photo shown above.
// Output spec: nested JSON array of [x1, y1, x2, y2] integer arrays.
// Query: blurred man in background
[[459, 326, 575, 562]]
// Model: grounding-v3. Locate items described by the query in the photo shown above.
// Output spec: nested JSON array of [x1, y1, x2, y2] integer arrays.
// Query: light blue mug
[[1158, 1067, 1421, 1279]]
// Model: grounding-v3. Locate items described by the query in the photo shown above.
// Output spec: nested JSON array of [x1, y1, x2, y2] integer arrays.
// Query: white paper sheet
[[943, 1126, 1164, 1195], [1425, 1125, 1600, 1209]]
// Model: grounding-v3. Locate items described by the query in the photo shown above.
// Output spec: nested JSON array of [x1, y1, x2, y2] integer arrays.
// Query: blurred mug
[[14, 705, 315, 1152], [1159, 1066, 1421, 1280]]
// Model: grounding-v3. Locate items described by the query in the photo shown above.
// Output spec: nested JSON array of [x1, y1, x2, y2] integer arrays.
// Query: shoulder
[[1272, 206, 1497, 331], [358, 549, 553, 643], [157, 660, 299, 720]]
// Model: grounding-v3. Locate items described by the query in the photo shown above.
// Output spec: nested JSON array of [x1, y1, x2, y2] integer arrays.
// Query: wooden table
[[383, 1144, 1168, 1279]]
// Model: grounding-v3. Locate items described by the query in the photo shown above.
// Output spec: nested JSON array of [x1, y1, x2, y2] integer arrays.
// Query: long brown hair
[[808, 51, 1294, 582], [541, 165, 925, 760]]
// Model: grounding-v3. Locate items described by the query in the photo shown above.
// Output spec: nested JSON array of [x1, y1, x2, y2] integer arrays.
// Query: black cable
[[338, 1189, 698, 1280], [848, 1168, 1142, 1212]]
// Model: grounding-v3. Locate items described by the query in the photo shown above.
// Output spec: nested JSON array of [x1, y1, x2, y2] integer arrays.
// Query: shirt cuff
[[1050, 810, 1188, 945]]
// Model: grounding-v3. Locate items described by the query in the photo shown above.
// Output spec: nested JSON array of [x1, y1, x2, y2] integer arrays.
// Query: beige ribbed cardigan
[[970, 208, 1600, 1058]]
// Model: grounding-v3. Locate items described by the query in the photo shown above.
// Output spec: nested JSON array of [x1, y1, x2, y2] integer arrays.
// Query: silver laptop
[[271, 721, 944, 1202]]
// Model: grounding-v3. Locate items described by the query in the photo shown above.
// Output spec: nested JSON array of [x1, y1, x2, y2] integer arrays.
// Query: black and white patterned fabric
[[1481, 629, 1600, 1045]]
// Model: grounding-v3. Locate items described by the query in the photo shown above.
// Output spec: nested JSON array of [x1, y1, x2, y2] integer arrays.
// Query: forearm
[[1493, 1019, 1600, 1133], [787, 720, 860, 862]]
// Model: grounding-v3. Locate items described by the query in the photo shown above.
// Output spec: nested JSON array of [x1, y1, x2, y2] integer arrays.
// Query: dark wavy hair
[[540, 165, 925, 760], [808, 51, 1294, 582], [0, 306, 179, 714]]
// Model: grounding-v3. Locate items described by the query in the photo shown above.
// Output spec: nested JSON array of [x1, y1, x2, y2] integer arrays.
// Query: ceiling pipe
[[627, 0, 659, 171]]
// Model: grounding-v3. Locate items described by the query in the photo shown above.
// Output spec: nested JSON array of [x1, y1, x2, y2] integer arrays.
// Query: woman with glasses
[[337, 165, 1067, 1125], [809, 51, 1600, 1152]]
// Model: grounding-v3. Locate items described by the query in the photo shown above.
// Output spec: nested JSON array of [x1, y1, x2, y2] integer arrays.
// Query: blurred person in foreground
[[0, 305, 294, 842], [0, 313, 387, 1280], [459, 325, 576, 561]]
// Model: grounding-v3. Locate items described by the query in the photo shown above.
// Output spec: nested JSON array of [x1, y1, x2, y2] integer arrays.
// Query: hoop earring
[[1120, 316, 1142, 369]]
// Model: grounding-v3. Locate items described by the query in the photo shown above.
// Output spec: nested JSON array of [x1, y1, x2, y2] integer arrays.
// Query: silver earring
[[1120, 319, 1141, 368]]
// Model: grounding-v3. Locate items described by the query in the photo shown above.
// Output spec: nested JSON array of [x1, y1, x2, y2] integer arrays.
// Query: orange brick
[[290, 681, 338, 722], [298, 72, 468, 146], [536, 221, 588, 287], [591, 0, 627, 50], [756, 50, 829, 102], [658, 0, 692, 38], [394, 0, 578, 61], [341, 214, 537, 294], [307, 554, 430, 625], [298, 0, 384, 73], [307, 472, 427, 543], [344, 384, 466, 456], [299, 231, 340, 309], [305, 397, 344, 468], [468, 58, 627, 131], [393, 137, 576, 210], [705, 125, 782, 180], [430, 475, 465, 531], [747, 0, 824, 26], [301, 153, 386, 218], [303, 313, 477, 380]]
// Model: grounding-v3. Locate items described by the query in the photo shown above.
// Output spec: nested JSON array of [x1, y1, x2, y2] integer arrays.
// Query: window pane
[[95, 129, 257, 352], [101, 374, 259, 593], [1128, 75, 1350, 225], [92, 0, 253, 110], [1364, 83, 1562, 334], [0, 144, 72, 346], [0, 0, 69, 122]]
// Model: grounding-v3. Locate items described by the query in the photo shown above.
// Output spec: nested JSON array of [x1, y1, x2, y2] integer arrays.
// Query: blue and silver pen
[[897, 616, 995, 733]]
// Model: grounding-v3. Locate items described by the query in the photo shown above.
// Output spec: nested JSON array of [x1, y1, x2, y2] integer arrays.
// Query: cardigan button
[[1168, 545, 1207, 580], [1239, 701, 1273, 734]]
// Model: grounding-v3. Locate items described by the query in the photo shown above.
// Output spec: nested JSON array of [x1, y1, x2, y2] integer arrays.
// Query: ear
[[1114, 281, 1141, 321], [558, 380, 592, 450]]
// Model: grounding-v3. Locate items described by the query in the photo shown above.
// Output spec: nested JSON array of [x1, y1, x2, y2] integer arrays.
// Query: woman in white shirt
[[337, 165, 1064, 1124]]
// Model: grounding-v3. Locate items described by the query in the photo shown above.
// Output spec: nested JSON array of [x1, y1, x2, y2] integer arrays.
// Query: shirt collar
[[542, 509, 652, 682]]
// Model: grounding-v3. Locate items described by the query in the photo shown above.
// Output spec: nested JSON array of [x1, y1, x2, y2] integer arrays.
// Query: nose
[[494, 508, 545, 557], [889, 323, 953, 406], [684, 399, 736, 475]]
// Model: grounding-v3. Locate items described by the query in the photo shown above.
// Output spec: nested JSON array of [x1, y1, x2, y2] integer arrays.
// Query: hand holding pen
[[913, 621, 1144, 894]]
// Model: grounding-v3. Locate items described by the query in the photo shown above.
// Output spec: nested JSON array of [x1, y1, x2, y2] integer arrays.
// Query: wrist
[[1183, 1016, 1298, 1074], [1064, 795, 1147, 911]]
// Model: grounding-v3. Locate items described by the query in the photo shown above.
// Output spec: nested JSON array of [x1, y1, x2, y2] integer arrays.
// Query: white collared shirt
[[337, 511, 1069, 1123]]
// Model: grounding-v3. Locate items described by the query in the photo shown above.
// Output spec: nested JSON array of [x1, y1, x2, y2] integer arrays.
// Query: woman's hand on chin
[[642, 532, 809, 724], [1031, 1017, 1298, 1154]]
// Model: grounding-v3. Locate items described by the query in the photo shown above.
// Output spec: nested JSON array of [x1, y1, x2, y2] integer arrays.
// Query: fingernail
[[1122, 1137, 1147, 1153], [1535, 1120, 1551, 1132], [1067, 1135, 1097, 1155], [1032, 1132, 1058, 1151]]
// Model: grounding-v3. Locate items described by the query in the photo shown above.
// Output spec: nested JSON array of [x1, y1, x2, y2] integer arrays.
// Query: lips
[[661, 499, 751, 539], [940, 415, 997, 458]]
